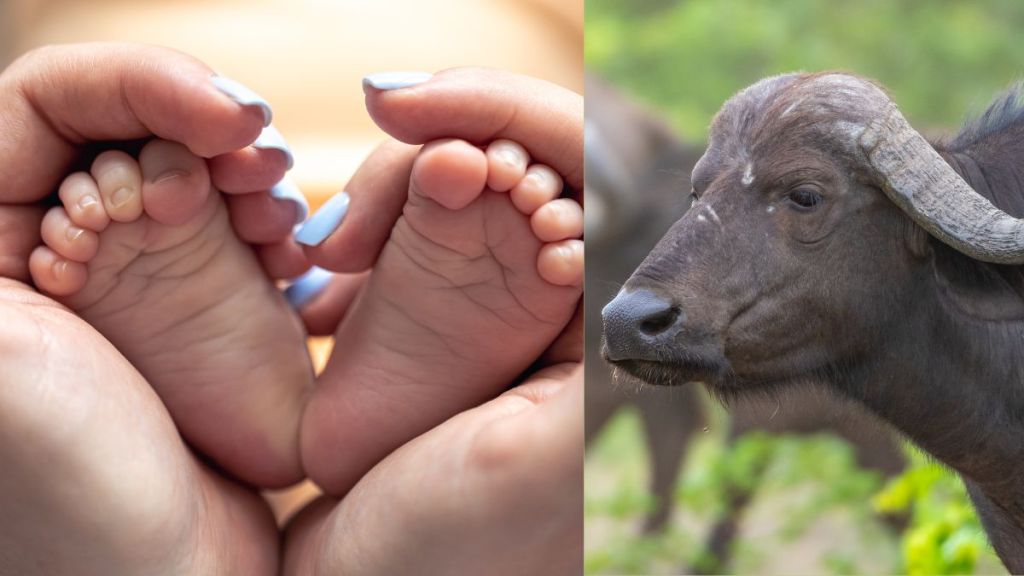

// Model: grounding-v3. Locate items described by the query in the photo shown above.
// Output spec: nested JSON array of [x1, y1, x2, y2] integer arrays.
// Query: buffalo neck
[[834, 268, 1024, 568], [841, 269, 1024, 485]]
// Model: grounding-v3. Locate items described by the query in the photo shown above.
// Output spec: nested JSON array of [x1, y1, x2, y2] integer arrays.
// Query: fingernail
[[362, 71, 433, 91], [295, 192, 350, 247], [254, 125, 294, 170], [270, 177, 309, 224], [284, 266, 334, 310], [211, 75, 273, 127]]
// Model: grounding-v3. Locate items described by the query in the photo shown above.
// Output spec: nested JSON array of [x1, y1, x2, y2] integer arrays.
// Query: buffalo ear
[[901, 216, 932, 260]]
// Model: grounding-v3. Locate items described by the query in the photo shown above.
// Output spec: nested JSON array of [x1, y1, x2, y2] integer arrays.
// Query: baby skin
[[29, 139, 312, 488], [302, 138, 583, 494]]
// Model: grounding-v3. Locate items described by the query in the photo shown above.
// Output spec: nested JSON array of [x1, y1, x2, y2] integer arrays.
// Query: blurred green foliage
[[874, 448, 1003, 574], [585, 410, 898, 574], [587, 0, 1024, 142]]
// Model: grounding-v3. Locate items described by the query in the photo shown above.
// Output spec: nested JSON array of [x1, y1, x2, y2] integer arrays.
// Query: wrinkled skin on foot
[[300, 135, 582, 495], [30, 140, 313, 488]]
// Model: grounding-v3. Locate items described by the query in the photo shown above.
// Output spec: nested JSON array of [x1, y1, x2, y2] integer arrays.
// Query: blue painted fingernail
[[211, 75, 273, 127], [362, 71, 433, 91], [254, 125, 294, 170], [295, 192, 350, 246], [284, 266, 334, 309], [269, 177, 309, 224]]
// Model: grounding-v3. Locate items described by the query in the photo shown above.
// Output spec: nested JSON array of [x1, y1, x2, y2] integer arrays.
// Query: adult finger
[[0, 205, 44, 281], [297, 140, 417, 273], [0, 42, 271, 204], [364, 67, 583, 190], [290, 271, 370, 336], [281, 364, 583, 576]]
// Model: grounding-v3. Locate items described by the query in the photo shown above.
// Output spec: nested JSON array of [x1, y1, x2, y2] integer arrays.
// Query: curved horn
[[858, 100, 1024, 264]]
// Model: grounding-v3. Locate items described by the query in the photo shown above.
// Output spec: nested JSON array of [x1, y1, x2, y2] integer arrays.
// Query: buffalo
[[602, 71, 1024, 571], [588, 72, 905, 571]]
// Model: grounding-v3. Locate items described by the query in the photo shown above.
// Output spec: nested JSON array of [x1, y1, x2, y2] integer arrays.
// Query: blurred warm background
[[585, 1, 1024, 574], [2, 0, 581, 526], [4, 0, 581, 201]]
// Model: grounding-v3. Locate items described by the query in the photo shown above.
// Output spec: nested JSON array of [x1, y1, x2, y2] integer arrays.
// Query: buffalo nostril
[[639, 305, 681, 336], [602, 289, 683, 363]]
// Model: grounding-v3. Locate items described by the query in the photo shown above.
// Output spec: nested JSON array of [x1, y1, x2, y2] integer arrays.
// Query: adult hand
[[0, 280, 279, 575], [0, 43, 299, 282], [282, 363, 583, 576]]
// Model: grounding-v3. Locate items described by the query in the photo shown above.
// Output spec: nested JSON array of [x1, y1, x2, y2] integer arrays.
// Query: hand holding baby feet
[[29, 139, 313, 488], [300, 137, 583, 494]]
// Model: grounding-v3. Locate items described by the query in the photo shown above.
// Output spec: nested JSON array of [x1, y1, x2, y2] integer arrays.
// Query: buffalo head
[[602, 72, 1024, 392]]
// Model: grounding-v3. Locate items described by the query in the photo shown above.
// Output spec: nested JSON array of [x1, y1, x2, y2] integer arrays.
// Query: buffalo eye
[[786, 188, 824, 211]]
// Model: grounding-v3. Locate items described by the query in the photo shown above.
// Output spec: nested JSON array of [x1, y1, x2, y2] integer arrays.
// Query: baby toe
[[530, 198, 583, 242], [91, 150, 143, 223], [59, 172, 110, 232], [411, 139, 488, 210], [40, 207, 99, 263], [485, 139, 530, 192], [510, 164, 563, 215], [537, 239, 583, 287], [139, 139, 213, 226], [29, 246, 88, 296]]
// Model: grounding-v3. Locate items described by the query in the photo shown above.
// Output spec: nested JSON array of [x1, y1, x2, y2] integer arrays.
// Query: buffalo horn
[[858, 99, 1024, 264]]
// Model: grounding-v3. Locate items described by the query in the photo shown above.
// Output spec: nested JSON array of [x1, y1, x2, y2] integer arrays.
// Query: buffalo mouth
[[602, 345, 730, 387]]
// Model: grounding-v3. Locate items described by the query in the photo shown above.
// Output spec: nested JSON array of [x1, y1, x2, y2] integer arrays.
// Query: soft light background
[[3, 0, 581, 526], [586, 0, 1024, 574]]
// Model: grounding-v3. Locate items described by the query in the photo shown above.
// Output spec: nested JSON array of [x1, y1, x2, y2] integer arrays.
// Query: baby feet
[[28, 140, 312, 487], [302, 138, 583, 494]]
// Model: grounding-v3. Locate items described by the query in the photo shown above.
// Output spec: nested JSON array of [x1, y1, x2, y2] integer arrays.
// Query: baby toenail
[[151, 168, 191, 185], [52, 259, 67, 278], [496, 147, 522, 167], [66, 226, 85, 242], [78, 195, 99, 210], [525, 171, 547, 187], [111, 187, 134, 207]]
